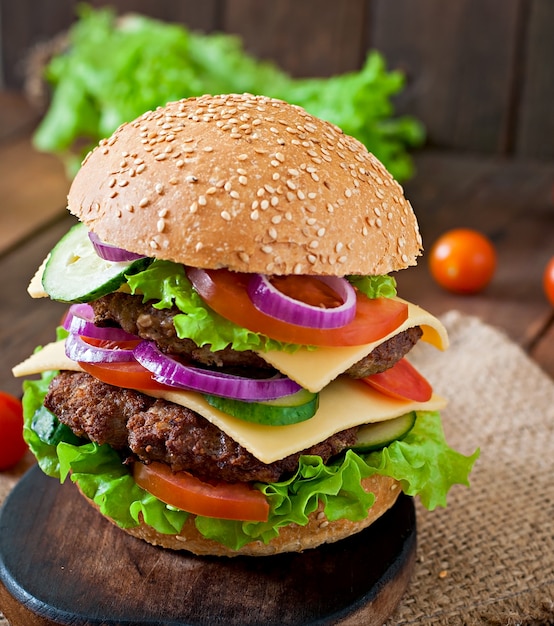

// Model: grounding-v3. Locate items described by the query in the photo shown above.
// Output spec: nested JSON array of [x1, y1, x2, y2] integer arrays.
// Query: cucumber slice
[[353, 411, 416, 452], [42, 222, 151, 303], [204, 388, 319, 426]]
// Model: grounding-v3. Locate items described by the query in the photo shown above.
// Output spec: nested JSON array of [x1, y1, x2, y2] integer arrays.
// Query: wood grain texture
[[369, 0, 521, 153], [515, 0, 554, 159], [0, 467, 416, 626], [221, 0, 367, 77], [398, 151, 554, 359]]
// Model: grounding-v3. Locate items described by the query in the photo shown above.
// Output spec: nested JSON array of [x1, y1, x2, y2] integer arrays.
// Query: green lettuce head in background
[[32, 4, 424, 181]]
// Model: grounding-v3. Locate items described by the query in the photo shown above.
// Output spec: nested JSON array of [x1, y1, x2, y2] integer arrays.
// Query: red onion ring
[[65, 332, 136, 363], [133, 340, 302, 401], [63, 304, 140, 342], [88, 231, 146, 262], [247, 274, 357, 328]]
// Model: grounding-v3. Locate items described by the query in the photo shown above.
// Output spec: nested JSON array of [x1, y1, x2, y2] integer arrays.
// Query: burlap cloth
[[1, 311, 553, 625]]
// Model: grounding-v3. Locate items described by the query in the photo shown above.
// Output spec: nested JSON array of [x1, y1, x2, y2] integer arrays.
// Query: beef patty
[[45, 371, 358, 483], [91, 292, 422, 377]]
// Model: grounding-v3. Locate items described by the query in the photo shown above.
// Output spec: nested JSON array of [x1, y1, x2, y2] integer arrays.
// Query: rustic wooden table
[[1, 89, 552, 399]]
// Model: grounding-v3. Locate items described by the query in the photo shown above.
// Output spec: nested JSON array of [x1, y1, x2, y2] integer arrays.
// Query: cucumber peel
[[42, 222, 151, 303], [353, 412, 416, 452], [204, 388, 319, 426]]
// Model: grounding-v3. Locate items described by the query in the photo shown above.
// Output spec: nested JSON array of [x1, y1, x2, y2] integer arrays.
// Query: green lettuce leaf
[[347, 274, 397, 299], [125, 260, 298, 353], [22, 372, 479, 551], [33, 5, 423, 181]]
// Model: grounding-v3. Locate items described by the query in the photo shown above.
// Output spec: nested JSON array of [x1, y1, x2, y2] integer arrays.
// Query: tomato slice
[[362, 358, 433, 402], [187, 268, 408, 347], [133, 461, 269, 522], [78, 360, 174, 392]]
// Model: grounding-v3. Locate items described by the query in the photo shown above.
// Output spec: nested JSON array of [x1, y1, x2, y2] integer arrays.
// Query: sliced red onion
[[65, 332, 136, 363], [88, 231, 146, 262], [63, 303, 139, 342], [247, 274, 357, 328], [133, 341, 302, 401]]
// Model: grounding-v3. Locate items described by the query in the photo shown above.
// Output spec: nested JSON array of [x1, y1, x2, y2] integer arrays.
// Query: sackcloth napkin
[[1, 311, 553, 625]]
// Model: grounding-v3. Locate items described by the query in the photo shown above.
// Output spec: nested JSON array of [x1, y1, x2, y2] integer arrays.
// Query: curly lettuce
[[33, 5, 423, 180], [23, 372, 479, 551]]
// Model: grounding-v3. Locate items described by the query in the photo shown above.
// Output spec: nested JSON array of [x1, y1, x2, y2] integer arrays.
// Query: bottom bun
[[81, 474, 402, 557]]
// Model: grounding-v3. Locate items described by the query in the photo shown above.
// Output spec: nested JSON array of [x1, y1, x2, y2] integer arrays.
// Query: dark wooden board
[[0, 466, 416, 626]]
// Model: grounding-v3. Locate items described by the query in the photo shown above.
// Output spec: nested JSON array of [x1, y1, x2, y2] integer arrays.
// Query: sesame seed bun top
[[68, 94, 422, 276]]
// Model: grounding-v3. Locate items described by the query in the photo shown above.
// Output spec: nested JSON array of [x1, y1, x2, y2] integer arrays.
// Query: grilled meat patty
[[45, 371, 358, 483], [91, 292, 422, 377]]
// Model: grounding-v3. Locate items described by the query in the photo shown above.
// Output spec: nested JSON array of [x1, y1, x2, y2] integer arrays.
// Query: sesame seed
[[157, 219, 165, 233], [206, 187, 217, 195], [198, 195, 207, 206], [221, 211, 232, 221], [139, 197, 149, 208], [261, 245, 273, 254], [136, 164, 146, 174], [195, 242, 203, 252], [186, 175, 198, 183], [190, 202, 198, 213], [238, 176, 248, 185], [169, 177, 179, 185], [229, 190, 240, 199], [109, 190, 118, 198], [307, 254, 317, 264], [268, 227, 278, 240], [238, 252, 250, 263], [155, 183, 164, 195], [345, 188, 352, 198], [154, 153, 167, 161], [250, 210, 259, 220], [260, 200, 269, 210], [109, 178, 117, 188], [293, 263, 303, 274], [271, 215, 282, 224], [118, 180, 129, 187]]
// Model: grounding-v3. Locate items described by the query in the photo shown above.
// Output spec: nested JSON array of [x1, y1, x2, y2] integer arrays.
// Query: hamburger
[[13, 94, 478, 557]]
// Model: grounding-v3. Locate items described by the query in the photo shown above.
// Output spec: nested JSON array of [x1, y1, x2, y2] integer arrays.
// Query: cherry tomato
[[429, 228, 496, 294], [187, 268, 408, 346], [133, 461, 269, 522], [543, 257, 554, 307], [362, 358, 433, 403], [0, 391, 28, 470]]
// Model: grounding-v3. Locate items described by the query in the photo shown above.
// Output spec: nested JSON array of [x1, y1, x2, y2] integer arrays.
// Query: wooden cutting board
[[0, 466, 416, 625]]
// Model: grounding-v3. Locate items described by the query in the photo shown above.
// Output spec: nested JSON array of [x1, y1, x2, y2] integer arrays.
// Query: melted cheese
[[257, 300, 448, 392], [13, 339, 446, 464]]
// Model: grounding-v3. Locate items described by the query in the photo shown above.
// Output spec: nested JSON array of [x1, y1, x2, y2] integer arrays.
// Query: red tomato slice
[[187, 268, 408, 347], [362, 358, 433, 402], [133, 461, 269, 522], [78, 361, 173, 392]]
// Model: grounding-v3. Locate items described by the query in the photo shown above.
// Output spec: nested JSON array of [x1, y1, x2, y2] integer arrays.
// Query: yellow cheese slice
[[13, 339, 446, 464], [27, 255, 50, 299], [257, 300, 448, 392]]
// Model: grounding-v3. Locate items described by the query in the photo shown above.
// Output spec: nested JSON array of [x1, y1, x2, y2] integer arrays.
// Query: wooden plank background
[[0, 0, 553, 159]]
